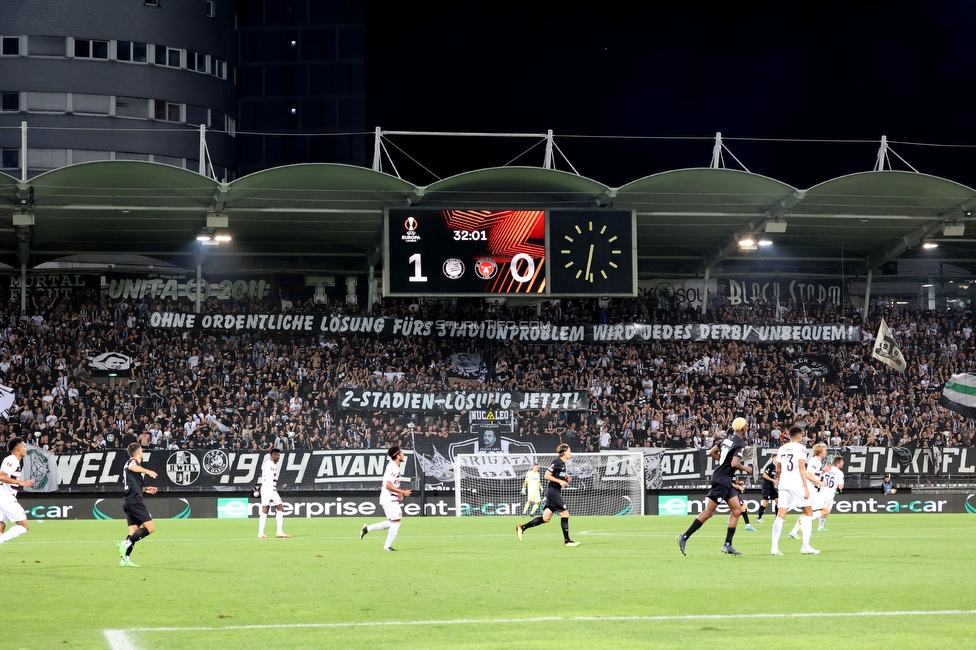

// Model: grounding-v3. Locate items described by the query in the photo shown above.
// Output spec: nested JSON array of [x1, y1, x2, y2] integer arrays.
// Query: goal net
[[454, 452, 644, 516]]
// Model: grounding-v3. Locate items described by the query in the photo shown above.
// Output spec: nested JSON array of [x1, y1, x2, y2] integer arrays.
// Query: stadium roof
[[1, 161, 975, 281]]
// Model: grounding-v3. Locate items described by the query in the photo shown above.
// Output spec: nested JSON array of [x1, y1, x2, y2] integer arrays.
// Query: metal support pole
[[198, 125, 207, 176], [21, 121, 27, 182], [367, 265, 375, 315], [20, 262, 26, 314], [372, 127, 382, 171], [862, 269, 872, 320], [874, 135, 888, 171], [543, 129, 554, 169], [195, 263, 203, 314], [700, 268, 710, 315], [710, 132, 722, 169]]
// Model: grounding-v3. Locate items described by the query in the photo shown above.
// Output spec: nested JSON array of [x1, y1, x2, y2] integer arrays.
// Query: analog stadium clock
[[547, 209, 636, 296]]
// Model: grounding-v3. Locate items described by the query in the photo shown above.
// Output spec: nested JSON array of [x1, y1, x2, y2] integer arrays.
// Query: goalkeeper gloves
[[521, 489, 526, 495]]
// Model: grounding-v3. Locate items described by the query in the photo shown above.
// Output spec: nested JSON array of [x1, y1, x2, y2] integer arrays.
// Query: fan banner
[[22, 444, 59, 493], [337, 389, 589, 413], [52, 449, 413, 493], [940, 373, 976, 419], [146, 311, 863, 344]]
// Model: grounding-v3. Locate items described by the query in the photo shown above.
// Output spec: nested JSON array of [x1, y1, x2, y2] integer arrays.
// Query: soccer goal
[[454, 452, 644, 516]]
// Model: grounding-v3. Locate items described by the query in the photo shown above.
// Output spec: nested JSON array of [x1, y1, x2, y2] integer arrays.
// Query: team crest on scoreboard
[[442, 258, 465, 279], [475, 257, 498, 280]]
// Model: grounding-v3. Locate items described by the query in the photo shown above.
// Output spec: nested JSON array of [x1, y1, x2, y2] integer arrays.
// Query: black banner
[[337, 390, 589, 413], [0, 273, 101, 303], [146, 311, 862, 344], [54, 449, 413, 493]]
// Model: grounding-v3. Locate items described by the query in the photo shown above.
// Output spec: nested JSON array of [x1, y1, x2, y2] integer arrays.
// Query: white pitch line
[[104, 629, 139, 650], [117, 609, 976, 634]]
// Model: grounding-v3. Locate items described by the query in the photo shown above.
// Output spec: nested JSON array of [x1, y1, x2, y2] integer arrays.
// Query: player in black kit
[[516, 444, 580, 547], [117, 443, 158, 567], [676, 418, 754, 556], [755, 455, 779, 523]]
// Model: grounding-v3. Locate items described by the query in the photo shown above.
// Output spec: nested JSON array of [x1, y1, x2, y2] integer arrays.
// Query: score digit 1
[[408, 253, 428, 283]]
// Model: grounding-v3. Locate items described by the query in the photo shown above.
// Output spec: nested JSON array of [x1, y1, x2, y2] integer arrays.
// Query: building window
[[26, 91, 67, 113], [154, 99, 182, 123], [1, 37, 20, 56], [1, 93, 19, 112], [115, 96, 150, 119], [154, 45, 182, 68], [187, 50, 208, 73], [210, 58, 226, 79], [117, 41, 148, 63], [1, 150, 18, 169], [71, 93, 110, 115], [206, 0, 215, 18], [75, 39, 109, 59], [145, 0, 159, 6], [28, 36, 66, 57]]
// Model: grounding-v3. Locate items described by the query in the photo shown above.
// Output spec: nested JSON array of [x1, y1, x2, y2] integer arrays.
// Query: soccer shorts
[[778, 487, 811, 511], [706, 483, 740, 505], [382, 502, 403, 520], [0, 497, 26, 523], [761, 481, 779, 501], [260, 487, 283, 508], [544, 491, 567, 513], [122, 500, 153, 526], [810, 491, 829, 511]]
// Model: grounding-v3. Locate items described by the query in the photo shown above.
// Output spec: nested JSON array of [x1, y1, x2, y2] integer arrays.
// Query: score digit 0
[[510, 253, 535, 283]]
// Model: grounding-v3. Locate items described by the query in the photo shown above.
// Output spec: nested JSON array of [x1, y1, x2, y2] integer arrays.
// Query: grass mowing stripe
[[119, 609, 976, 632]]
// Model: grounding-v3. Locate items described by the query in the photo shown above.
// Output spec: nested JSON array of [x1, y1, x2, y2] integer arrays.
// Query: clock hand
[[585, 244, 594, 282]]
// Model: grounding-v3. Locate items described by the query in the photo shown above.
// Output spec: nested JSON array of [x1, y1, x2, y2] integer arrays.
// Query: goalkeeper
[[521, 461, 543, 515]]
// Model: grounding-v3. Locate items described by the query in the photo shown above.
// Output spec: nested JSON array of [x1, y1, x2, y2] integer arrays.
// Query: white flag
[[872, 318, 906, 372], [22, 444, 59, 493], [0, 383, 14, 418]]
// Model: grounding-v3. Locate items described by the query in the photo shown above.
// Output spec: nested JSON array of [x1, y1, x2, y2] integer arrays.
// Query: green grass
[[3, 514, 976, 649]]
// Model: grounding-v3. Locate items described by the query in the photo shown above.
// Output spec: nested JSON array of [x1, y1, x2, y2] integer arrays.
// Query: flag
[[789, 355, 835, 380], [22, 444, 59, 493], [447, 352, 487, 384], [0, 382, 15, 418], [940, 373, 976, 419], [871, 318, 906, 372]]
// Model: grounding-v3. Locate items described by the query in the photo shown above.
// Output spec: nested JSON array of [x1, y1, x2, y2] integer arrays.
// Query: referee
[[516, 444, 580, 547]]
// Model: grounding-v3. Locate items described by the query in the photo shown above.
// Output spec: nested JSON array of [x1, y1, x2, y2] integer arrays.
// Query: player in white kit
[[770, 426, 819, 555], [360, 446, 412, 551], [814, 455, 845, 531], [257, 448, 289, 538], [788, 443, 827, 540], [0, 438, 33, 546]]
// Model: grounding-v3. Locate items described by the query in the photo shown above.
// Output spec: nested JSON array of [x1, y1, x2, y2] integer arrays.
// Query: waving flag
[[871, 318, 906, 372], [940, 373, 976, 419]]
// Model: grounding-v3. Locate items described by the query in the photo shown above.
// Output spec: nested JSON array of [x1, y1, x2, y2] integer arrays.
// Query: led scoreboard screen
[[384, 208, 636, 297]]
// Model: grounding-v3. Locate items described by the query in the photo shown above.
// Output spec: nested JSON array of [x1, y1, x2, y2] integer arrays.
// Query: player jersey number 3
[[780, 453, 795, 472]]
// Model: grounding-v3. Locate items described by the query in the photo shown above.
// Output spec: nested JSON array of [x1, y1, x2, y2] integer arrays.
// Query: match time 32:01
[[453, 230, 487, 241]]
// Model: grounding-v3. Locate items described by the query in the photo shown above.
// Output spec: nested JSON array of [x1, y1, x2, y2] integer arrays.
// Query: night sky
[[366, 2, 976, 189]]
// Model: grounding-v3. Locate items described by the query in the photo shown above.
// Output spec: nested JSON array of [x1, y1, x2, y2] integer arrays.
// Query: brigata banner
[[337, 389, 589, 413], [108, 274, 276, 302], [54, 449, 414, 493], [146, 310, 862, 344]]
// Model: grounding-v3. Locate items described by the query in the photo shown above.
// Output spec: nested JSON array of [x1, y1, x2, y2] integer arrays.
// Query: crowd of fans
[[0, 290, 973, 458]]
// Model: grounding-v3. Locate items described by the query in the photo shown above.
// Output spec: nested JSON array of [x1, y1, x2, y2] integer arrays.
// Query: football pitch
[[3, 514, 975, 649]]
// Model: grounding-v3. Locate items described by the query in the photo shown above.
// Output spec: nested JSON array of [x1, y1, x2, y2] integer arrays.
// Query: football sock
[[523, 501, 530, 514], [800, 515, 813, 547], [126, 527, 151, 556], [561, 518, 570, 542], [384, 521, 400, 549], [819, 516, 827, 528], [725, 526, 736, 545], [757, 504, 766, 519], [0, 524, 27, 544], [521, 516, 545, 530], [682, 518, 704, 540], [367, 520, 391, 532], [771, 517, 784, 551], [741, 511, 751, 525], [258, 511, 267, 535], [275, 510, 284, 535]]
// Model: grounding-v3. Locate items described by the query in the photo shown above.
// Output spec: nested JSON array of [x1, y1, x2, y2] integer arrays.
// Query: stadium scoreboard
[[384, 208, 637, 297]]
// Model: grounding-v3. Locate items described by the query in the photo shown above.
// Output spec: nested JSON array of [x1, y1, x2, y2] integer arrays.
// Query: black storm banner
[[147, 311, 862, 344]]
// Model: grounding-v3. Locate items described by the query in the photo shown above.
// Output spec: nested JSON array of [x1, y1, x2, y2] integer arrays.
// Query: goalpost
[[454, 452, 644, 516]]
